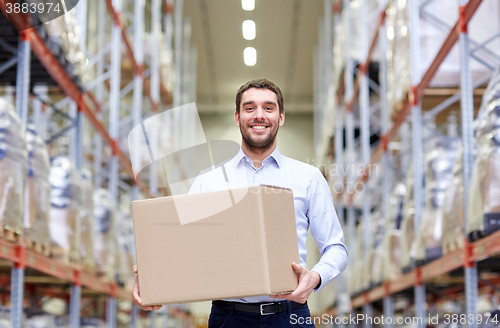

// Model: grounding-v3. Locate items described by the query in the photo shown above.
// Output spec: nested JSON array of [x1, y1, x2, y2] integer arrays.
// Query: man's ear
[[279, 111, 285, 127], [234, 111, 240, 127]]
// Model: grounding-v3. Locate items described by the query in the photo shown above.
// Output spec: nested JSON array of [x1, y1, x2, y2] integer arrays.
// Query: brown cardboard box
[[132, 185, 300, 305]]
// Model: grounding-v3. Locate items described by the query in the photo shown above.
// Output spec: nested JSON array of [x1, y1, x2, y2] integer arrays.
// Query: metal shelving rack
[[315, 0, 500, 325], [0, 0, 196, 326]]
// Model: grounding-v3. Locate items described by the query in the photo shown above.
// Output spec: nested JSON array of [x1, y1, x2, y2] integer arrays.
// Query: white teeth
[[252, 125, 267, 130]]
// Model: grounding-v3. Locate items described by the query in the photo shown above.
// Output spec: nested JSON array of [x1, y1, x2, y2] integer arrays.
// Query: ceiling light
[[241, 0, 255, 11], [242, 20, 256, 40], [244, 47, 257, 66]]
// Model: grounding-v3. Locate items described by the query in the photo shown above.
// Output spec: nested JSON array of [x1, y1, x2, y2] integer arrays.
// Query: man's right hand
[[132, 265, 163, 311]]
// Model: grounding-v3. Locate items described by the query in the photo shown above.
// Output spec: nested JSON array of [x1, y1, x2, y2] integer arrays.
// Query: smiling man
[[133, 79, 348, 327]]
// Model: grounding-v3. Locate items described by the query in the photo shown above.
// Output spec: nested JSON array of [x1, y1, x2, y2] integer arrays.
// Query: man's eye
[[266, 107, 272, 110], [246, 107, 254, 111]]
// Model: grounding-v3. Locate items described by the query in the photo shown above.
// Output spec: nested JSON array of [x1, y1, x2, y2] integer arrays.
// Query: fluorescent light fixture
[[241, 0, 255, 11], [242, 20, 256, 40], [244, 47, 257, 66]]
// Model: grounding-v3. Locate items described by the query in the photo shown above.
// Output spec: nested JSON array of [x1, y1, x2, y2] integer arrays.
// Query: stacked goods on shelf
[[116, 197, 134, 287], [48, 156, 81, 264], [348, 222, 365, 296], [382, 183, 406, 282], [386, 0, 410, 118], [80, 170, 95, 273], [441, 147, 465, 254], [93, 189, 117, 280], [0, 97, 27, 242], [367, 211, 385, 288], [399, 165, 415, 273], [468, 71, 500, 241], [348, 146, 384, 210], [23, 124, 51, 255], [386, 0, 500, 118], [414, 136, 460, 266], [37, 10, 86, 88]]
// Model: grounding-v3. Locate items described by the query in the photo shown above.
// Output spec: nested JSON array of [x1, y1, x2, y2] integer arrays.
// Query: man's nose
[[253, 107, 265, 120]]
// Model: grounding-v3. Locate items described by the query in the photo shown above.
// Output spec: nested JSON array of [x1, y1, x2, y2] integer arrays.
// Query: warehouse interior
[[0, 0, 500, 327]]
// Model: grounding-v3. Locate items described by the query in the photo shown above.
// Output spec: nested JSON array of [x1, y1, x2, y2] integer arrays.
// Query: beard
[[240, 119, 279, 153]]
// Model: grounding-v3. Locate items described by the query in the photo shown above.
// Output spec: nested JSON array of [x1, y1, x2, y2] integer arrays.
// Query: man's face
[[235, 88, 285, 151]]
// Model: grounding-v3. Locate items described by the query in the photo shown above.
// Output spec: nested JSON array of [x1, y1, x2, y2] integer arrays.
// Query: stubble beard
[[240, 119, 279, 155]]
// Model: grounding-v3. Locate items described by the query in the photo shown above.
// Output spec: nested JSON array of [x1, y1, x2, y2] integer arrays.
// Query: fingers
[[132, 276, 142, 305], [133, 265, 138, 274], [140, 305, 163, 311], [291, 262, 306, 275]]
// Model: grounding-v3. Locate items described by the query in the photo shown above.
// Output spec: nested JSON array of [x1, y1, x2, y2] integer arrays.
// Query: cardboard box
[[132, 185, 300, 305]]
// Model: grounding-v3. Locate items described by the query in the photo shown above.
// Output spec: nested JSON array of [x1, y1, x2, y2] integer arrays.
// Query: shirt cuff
[[311, 263, 339, 291]]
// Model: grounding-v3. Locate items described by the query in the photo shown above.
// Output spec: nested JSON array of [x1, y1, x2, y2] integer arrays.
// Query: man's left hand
[[270, 262, 320, 304]]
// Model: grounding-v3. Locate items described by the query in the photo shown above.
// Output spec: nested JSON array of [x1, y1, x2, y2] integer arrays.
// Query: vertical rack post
[[323, 0, 332, 129], [457, 0, 477, 326], [333, 0, 346, 321], [358, 0, 372, 324], [108, 0, 122, 201], [94, 0, 107, 189], [69, 281, 82, 328], [12, 31, 30, 328], [11, 247, 24, 328], [172, 0, 183, 194], [131, 0, 145, 203], [407, 0, 425, 326], [130, 304, 139, 328], [378, 1, 393, 325], [343, 0, 356, 323], [15, 31, 30, 130], [149, 0, 161, 196], [106, 296, 117, 328], [69, 99, 84, 328], [107, 0, 122, 325]]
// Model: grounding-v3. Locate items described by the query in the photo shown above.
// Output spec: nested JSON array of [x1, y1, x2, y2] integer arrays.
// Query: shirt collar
[[234, 146, 282, 169]]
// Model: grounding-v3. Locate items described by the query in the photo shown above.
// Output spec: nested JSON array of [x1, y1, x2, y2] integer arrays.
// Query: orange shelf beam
[[0, 239, 131, 300], [340, 230, 500, 310]]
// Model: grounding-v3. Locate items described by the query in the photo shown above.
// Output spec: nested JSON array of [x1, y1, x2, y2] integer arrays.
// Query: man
[[133, 79, 348, 327]]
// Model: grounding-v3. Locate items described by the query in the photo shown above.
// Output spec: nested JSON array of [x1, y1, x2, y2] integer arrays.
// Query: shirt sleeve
[[308, 169, 348, 290]]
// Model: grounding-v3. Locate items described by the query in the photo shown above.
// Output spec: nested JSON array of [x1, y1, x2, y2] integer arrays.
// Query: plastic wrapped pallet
[[93, 189, 117, 280], [399, 166, 415, 273], [415, 137, 460, 265], [80, 170, 95, 272], [348, 223, 365, 296], [386, 0, 500, 119], [382, 183, 406, 282], [44, 10, 86, 85], [468, 75, 500, 241], [367, 212, 385, 289], [23, 125, 51, 255], [0, 97, 28, 242], [442, 147, 465, 254], [49, 156, 81, 264]]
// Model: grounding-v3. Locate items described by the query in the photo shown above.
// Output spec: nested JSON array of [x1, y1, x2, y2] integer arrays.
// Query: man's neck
[[241, 142, 277, 169]]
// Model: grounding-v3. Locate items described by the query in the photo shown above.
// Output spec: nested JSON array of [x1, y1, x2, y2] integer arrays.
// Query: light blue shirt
[[188, 146, 348, 303]]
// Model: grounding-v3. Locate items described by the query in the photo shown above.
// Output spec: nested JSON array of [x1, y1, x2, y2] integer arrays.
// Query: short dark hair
[[235, 79, 284, 114]]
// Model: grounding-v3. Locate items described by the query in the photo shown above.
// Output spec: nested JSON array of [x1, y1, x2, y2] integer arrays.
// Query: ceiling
[[183, 0, 324, 113]]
